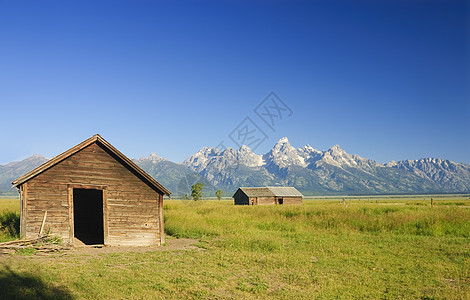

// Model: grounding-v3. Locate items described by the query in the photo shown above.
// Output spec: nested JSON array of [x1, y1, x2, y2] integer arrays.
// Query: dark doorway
[[278, 198, 284, 205], [73, 188, 104, 245]]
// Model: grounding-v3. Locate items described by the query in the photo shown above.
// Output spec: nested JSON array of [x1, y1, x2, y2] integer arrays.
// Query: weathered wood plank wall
[[283, 197, 303, 205]]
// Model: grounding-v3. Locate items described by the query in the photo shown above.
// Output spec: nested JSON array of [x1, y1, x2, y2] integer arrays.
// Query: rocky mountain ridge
[[1, 138, 469, 196], [182, 137, 470, 195], [0, 154, 49, 195]]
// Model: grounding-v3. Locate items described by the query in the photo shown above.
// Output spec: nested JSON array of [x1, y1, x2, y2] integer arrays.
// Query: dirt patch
[[0, 236, 202, 259], [65, 237, 202, 255]]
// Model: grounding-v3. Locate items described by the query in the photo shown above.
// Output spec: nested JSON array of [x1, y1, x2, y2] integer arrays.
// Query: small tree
[[191, 182, 204, 201], [215, 190, 224, 201]]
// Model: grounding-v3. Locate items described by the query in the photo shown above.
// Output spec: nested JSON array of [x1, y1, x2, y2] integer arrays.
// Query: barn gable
[[12, 134, 170, 196]]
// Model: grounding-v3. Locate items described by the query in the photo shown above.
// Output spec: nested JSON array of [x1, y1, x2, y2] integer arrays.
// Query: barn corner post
[[67, 185, 74, 245], [158, 193, 164, 245], [19, 184, 27, 238], [102, 187, 109, 245]]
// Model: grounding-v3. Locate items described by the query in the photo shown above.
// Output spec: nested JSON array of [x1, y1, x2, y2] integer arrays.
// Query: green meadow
[[0, 196, 469, 299]]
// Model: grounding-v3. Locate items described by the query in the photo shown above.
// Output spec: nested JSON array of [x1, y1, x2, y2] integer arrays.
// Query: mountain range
[[0, 154, 49, 196], [1, 138, 469, 196]]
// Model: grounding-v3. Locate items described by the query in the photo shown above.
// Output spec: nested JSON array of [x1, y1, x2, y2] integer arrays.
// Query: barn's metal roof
[[236, 186, 303, 198], [11, 134, 171, 196], [267, 186, 303, 197]]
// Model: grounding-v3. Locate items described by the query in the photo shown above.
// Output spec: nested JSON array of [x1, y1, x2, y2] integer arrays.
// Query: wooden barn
[[233, 187, 303, 205], [11, 134, 171, 246]]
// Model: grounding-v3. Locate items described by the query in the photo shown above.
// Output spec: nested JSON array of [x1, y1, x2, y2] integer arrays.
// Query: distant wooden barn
[[11, 134, 171, 246], [233, 187, 303, 205]]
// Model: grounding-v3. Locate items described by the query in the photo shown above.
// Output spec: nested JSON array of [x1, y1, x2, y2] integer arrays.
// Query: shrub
[[0, 211, 20, 238]]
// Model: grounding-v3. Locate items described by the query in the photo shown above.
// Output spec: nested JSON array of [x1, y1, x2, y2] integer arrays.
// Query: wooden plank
[[68, 186, 73, 244], [103, 187, 109, 245], [20, 184, 27, 237], [39, 211, 47, 236]]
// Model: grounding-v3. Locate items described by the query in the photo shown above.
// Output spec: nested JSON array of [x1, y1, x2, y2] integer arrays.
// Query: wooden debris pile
[[0, 235, 70, 255]]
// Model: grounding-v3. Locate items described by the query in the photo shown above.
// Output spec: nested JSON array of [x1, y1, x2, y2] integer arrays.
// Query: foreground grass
[[0, 197, 469, 299]]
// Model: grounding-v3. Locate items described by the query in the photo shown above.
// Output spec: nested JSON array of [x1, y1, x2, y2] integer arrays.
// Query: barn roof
[[11, 134, 171, 196], [238, 187, 275, 197], [266, 186, 303, 197], [236, 186, 303, 197]]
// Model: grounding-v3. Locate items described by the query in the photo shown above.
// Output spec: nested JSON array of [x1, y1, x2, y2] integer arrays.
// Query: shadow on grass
[[0, 266, 73, 299]]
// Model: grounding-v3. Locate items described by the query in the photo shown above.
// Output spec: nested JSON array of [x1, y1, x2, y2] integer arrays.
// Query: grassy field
[[0, 196, 469, 299]]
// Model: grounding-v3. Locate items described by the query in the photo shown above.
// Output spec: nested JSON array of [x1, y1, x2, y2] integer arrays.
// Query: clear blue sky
[[1, 0, 469, 165]]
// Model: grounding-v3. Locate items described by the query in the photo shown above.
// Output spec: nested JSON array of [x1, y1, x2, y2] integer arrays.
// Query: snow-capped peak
[[135, 152, 167, 164], [264, 137, 307, 168], [272, 137, 294, 153], [328, 145, 345, 154], [182, 147, 221, 171], [298, 144, 321, 155], [237, 145, 264, 167], [298, 144, 322, 164], [319, 145, 378, 170], [299, 144, 314, 152], [239, 145, 252, 153], [149, 152, 165, 159]]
